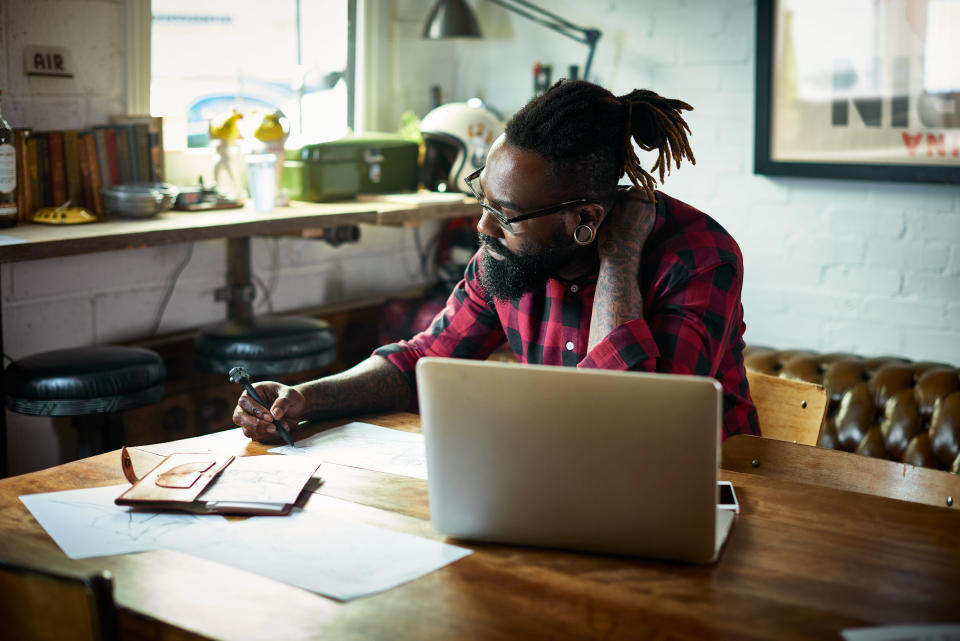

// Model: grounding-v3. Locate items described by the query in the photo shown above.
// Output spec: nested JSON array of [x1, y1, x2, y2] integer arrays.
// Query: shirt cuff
[[578, 319, 660, 371], [372, 343, 422, 412]]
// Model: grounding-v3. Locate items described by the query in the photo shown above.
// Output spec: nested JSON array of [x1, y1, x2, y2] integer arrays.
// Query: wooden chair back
[[746, 370, 828, 445], [722, 435, 960, 510], [0, 558, 119, 641]]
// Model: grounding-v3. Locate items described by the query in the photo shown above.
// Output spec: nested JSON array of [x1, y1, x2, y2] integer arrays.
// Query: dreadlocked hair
[[504, 80, 695, 204]]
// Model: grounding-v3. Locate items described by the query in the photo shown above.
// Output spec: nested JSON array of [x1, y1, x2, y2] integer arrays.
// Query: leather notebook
[[115, 449, 322, 516]]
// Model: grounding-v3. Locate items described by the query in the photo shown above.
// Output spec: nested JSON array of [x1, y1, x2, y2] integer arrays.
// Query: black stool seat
[[194, 317, 336, 376], [4, 346, 166, 416]]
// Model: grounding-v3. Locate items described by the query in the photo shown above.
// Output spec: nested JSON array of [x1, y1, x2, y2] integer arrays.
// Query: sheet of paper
[[138, 427, 250, 457], [22, 487, 471, 601], [162, 500, 471, 601], [20, 484, 224, 559], [842, 625, 960, 641], [271, 421, 428, 480], [198, 455, 321, 505]]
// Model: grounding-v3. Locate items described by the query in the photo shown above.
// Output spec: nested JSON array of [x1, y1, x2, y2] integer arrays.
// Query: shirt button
[[565, 341, 575, 351], [570, 284, 579, 293]]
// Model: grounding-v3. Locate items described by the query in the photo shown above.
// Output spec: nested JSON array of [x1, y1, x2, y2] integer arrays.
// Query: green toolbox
[[282, 133, 419, 202]]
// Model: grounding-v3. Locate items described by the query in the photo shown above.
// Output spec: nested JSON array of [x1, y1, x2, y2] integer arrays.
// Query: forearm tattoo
[[588, 206, 651, 351], [590, 247, 644, 350], [298, 357, 412, 420]]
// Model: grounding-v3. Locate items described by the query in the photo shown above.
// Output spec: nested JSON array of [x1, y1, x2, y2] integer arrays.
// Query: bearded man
[[234, 80, 760, 441]]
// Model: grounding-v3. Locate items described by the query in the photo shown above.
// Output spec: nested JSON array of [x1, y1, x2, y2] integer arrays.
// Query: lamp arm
[[486, 0, 601, 78], [487, 0, 588, 43], [582, 37, 598, 79]]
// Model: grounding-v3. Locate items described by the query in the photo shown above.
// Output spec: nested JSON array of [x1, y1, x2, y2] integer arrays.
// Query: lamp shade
[[422, 0, 482, 39]]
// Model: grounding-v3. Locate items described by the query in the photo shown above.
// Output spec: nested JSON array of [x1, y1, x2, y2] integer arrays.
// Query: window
[[150, 0, 355, 150]]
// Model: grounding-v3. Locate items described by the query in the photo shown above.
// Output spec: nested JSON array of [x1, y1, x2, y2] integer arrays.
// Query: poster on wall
[[754, 0, 959, 184]]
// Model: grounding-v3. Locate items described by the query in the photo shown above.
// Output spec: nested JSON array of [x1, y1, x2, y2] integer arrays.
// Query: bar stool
[[194, 316, 336, 377], [3, 346, 166, 460]]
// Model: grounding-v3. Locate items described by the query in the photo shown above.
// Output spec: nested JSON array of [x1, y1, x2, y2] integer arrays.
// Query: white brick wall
[[0, 0, 126, 129], [1, 0, 449, 473], [436, 0, 959, 364]]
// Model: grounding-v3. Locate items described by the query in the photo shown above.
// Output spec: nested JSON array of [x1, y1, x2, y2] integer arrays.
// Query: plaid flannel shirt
[[375, 191, 760, 440]]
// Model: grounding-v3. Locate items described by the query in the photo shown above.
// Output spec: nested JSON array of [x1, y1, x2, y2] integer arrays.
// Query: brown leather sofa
[[744, 347, 960, 472]]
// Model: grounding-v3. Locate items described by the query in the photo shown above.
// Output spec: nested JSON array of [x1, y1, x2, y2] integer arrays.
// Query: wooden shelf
[[0, 192, 479, 264], [358, 191, 477, 226]]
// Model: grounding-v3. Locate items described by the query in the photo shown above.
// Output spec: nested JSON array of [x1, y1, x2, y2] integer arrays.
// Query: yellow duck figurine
[[254, 110, 288, 143], [209, 109, 244, 144], [209, 110, 244, 197]]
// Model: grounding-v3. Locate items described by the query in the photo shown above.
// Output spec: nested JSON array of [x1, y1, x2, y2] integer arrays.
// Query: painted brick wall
[[0, 0, 442, 473], [414, 0, 958, 362]]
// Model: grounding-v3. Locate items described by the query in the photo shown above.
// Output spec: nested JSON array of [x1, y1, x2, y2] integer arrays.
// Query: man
[[234, 80, 760, 441]]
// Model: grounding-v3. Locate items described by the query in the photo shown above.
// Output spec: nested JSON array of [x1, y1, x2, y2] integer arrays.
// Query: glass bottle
[[0, 90, 18, 227]]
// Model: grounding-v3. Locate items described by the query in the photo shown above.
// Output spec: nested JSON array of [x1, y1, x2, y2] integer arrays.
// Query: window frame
[[132, 0, 358, 135]]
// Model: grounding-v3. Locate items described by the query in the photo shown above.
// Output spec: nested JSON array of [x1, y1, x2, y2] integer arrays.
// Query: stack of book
[[13, 115, 164, 222]]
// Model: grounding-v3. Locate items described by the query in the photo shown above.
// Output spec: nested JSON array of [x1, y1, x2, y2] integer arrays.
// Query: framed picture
[[754, 0, 959, 184]]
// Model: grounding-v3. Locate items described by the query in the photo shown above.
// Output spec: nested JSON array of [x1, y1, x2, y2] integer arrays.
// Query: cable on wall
[[149, 242, 194, 336]]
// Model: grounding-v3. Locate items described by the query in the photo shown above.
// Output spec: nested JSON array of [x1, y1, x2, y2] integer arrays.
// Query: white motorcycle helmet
[[420, 101, 504, 193]]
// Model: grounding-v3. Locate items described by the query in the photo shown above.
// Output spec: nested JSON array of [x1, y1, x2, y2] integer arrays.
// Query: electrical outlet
[[24, 45, 74, 78]]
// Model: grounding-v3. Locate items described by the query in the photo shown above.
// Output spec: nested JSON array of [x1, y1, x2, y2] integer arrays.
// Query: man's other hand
[[596, 188, 656, 261]]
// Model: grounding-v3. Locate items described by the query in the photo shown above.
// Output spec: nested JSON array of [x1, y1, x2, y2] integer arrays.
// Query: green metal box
[[282, 134, 419, 202]]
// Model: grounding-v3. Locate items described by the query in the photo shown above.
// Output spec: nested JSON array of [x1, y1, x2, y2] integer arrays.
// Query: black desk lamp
[[422, 0, 602, 80]]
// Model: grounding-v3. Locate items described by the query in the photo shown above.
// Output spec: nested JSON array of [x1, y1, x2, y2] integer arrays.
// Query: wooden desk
[[1, 413, 958, 641], [0, 193, 479, 477]]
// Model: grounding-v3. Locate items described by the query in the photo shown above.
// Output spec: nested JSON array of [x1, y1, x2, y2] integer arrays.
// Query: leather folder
[[115, 448, 321, 516]]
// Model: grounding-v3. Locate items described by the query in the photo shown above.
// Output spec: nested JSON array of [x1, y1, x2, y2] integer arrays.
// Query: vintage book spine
[[14, 128, 32, 222], [101, 127, 121, 185], [149, 119, 164, 182], [63, 129, 82, 206], [92, 127, 112, 187], [133, 123, 150, 181], [121, 124, 139, 181], [47, 131, 67, 206], [35, 133, 51, 208], [76, 132, 93, 210], [114, 125, 132, 184], [84, 132, 104, 215], [27, 137, 41, 212]]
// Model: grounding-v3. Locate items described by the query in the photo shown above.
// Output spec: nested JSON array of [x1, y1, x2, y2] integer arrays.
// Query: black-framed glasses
[[464, 167, 602, 233]]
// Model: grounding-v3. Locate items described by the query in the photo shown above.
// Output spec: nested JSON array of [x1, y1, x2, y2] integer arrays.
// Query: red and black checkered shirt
[[375, 191, 760, 440]]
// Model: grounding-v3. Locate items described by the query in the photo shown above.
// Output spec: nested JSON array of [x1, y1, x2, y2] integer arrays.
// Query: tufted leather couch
[[744, 347, 960, 473]]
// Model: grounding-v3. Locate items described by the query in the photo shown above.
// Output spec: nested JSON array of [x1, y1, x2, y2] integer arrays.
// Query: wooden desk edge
[[722, 434, 960, 510]]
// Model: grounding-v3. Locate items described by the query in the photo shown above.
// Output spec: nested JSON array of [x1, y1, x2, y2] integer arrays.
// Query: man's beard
[[478, 227, 576, 301]]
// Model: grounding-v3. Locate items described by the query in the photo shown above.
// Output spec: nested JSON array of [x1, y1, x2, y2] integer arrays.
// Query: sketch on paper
[[198, 455, 321, 505], [21, 486, 471, 601], [161, 502, 471, 601], [20, 484, 225, 559], [270, 422, 428, 480]]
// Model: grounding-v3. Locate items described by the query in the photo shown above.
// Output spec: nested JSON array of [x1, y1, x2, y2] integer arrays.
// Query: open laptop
[[415, 357, 735, 564]]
